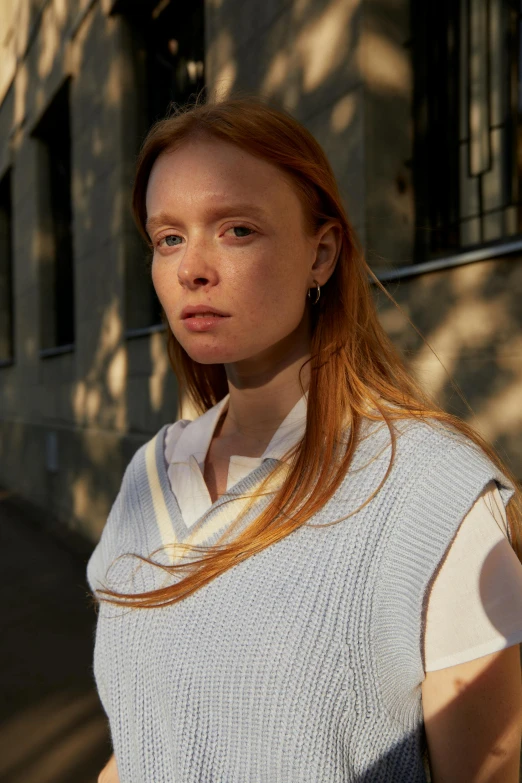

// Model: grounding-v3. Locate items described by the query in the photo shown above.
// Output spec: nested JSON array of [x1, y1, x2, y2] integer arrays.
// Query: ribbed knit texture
[[87, 417, 514, 782]]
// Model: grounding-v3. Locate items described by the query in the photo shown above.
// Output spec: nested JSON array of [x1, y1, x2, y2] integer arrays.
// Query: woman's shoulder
[[357, 413, 459, 465], [86, 420, 186, 594], [393, 417, 510, 486], [361, 412, 489, 460], [356, 413, 514, 507], [120, 418, 192, 480]]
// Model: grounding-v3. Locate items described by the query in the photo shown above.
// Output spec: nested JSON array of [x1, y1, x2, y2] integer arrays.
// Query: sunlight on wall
[[209, 29, 237, 100], [14, 62, 28, 128], [38, 4, 61, 80], [72, 299, 126, 429], [97, 299, 122, 357], [214, 62, 237, 99], [107, 346, 127, 398], [330, 93, 357, 132], [411, 295, 508, 398], [69, 0, 95, 74], [149, 330, 169, 412], [15, 1, 31, 66], [71, 472, 113, 528], [449, 253, 492, 294], [0, 0, 18, 104], [471, 336, 522, 442], [262, 50, 291, 96], [377, 303, 405, 337], [296, 0, 356, 93], [379, 259, 522, 460], [71, 474, 90, 521], [54, 0, 68, 25], [104, 52, 124, 109], [360, 30, 411, 97]]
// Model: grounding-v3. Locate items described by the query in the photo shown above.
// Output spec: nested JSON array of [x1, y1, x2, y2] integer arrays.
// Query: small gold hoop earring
[[307, 280, 321, 305]]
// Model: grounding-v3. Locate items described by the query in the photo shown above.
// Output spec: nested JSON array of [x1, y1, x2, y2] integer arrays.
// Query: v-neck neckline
[[155, 424, 282, 536]]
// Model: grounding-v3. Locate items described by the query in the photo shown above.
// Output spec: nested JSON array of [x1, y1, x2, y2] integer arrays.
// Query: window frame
[[410, 0, 522, 265]]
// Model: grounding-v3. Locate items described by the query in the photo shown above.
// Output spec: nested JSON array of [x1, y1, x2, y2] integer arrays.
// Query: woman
[[90, 97, 522, 782]]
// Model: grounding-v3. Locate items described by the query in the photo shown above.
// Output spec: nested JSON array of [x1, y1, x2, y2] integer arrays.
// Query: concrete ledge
[[373, 237, 522, 283]]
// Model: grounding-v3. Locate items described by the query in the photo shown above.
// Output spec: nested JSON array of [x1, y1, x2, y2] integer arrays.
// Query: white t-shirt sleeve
[[424, 481, 522, 671]]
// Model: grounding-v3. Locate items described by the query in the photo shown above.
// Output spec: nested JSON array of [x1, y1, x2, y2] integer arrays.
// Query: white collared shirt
[[164, 393, 522, 671], [165, 392, 307, 529]]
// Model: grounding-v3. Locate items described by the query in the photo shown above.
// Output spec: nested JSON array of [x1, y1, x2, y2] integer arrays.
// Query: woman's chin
[[181, 344, 240, 365], [174, 330, 263, 366]]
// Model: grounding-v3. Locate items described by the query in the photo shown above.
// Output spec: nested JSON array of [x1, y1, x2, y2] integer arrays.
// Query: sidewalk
[[0, 490, 112, 783]]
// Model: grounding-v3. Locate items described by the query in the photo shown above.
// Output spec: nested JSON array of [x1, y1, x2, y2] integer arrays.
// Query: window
[[32, 80, 75, 353], [114, 0, 205, 334], [0, 169, 14, 365], [412, 0, 521, 261], [145, 0, 205, 125], [116, 0, 205, 125]]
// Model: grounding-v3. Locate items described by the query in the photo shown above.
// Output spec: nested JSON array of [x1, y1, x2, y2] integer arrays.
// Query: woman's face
[[145, 136, 333, 369]]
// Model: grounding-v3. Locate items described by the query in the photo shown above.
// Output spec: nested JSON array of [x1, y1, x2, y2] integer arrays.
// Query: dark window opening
[[0, 169, 14, 364], [412, 0, 521, 261], [32, 80, 75, 351], [146, 2, 205, 125], [116, 0, 205, 125]]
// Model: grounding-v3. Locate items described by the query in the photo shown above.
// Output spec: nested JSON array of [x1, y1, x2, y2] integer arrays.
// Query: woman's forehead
[[151, 137, 289, 185], [146, 138, 304, 217]]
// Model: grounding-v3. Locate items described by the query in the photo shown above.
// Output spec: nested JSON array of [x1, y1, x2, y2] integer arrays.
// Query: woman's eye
[[227, 226, 254, 238], [159, 234, 183, 247]]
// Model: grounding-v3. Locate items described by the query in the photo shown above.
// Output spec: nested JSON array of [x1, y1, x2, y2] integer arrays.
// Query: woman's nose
[[177, 238, 218, 290]]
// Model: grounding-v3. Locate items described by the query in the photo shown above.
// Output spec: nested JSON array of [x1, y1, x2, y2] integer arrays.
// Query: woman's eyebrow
[[145, 204, 269, 234]]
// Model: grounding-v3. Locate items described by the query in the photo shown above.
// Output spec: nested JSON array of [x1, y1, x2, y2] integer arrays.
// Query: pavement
[[0, 489, 112, 783]]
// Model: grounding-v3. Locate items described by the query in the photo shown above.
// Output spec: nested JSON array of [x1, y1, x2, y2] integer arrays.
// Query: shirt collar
[[171, 391, 308, 469]]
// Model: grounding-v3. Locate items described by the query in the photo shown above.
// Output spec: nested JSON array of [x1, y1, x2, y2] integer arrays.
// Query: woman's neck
[[220, 370, 309, 444]]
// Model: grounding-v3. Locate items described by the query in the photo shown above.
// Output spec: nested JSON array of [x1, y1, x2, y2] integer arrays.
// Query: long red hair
[[96, 96, 522, 608]]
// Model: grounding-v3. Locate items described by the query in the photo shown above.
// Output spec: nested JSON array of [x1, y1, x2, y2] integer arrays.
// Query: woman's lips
[[182, 314, 230, 332], [188, 313, 225, 318], [181, 305, 230, 318]]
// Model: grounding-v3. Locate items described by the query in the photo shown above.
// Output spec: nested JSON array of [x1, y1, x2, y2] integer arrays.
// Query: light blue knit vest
[[87, 416, 514, 782]]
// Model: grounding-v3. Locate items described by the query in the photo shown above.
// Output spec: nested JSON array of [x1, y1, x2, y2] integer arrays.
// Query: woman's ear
[[311, 221, 342, 285]]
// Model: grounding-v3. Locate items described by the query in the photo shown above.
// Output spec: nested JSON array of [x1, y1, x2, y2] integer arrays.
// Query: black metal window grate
[[412, 0, 521, 261]]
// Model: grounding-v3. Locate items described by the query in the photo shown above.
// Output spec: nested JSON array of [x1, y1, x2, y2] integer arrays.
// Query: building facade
[[0, 0, 520, 541]]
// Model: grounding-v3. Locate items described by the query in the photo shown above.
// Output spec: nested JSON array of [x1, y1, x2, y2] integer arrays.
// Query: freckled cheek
[[257, 243, 306, 301], [226, 259, 280, 317], [230, 257, 303, 330], [250, 242, 296, 287]]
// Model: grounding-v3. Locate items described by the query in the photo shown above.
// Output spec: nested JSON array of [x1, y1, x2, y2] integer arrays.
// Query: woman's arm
[[422, 645, 522, 782], [98, 753, 120, 783]]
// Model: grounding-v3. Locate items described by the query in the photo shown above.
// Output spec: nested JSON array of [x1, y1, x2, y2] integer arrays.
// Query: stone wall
[[0, 0, 180, 541]]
